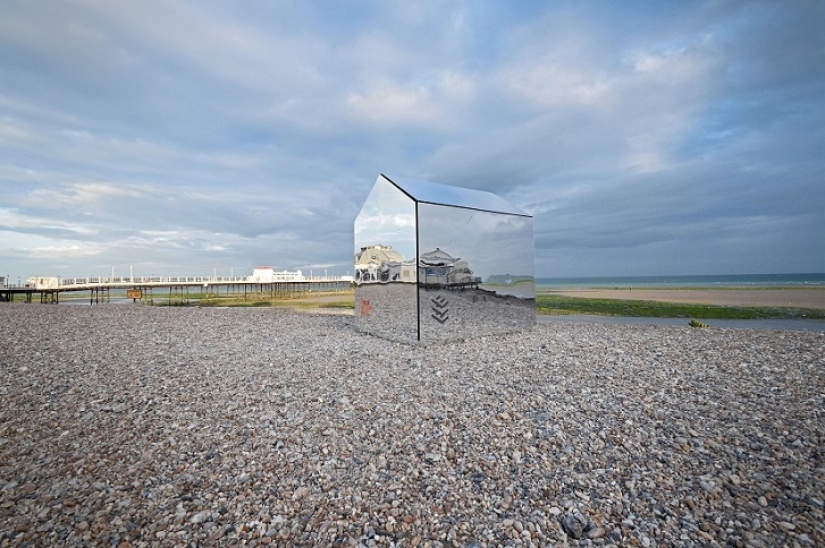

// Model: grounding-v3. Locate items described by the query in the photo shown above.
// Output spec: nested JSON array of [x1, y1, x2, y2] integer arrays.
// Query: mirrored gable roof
[[380, 174, 530, 217]]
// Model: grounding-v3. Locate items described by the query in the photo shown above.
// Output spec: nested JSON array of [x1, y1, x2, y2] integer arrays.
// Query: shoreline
[[540, 287, 825, 311]]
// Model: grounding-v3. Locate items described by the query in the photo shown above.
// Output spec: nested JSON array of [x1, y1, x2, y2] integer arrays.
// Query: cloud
[[345, 70, 475, 129], [0, 0, 821, 279]]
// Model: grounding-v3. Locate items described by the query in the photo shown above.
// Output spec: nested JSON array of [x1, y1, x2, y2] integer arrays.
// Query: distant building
[[27, 276, 59, 289], [248, 266, 304, 283]]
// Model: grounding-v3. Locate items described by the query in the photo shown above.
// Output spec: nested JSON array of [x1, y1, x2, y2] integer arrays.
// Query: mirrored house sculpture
[[355, 173, 535, 343]]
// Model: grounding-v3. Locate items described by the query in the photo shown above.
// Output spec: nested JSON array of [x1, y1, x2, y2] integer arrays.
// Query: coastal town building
[[247, 266, 304, 283]]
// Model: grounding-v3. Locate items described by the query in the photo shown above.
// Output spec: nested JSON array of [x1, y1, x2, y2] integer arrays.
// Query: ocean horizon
[[536, 272, 825, 289]]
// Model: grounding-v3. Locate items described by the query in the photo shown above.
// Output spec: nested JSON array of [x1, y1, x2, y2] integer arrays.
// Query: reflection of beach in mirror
[[418, 286, 536, 342], [355, 283, 418, 344], [479, 279, 536, 299]]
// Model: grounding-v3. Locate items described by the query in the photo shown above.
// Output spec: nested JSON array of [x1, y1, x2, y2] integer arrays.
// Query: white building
[[27, 276, 60, 289], [248, 266, 304, 283]]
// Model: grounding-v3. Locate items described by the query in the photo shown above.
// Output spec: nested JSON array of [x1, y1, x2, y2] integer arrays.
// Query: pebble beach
[[1, 305, 823, 547]]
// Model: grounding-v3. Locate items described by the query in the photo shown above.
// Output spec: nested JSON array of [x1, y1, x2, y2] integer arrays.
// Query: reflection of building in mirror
[[418, 248, 480, 288], [354, 244, 416, 284]]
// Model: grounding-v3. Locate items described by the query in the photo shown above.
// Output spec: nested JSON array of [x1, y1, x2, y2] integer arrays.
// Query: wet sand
[[544, 288, 825, 311], [295, 288, 825, 312]]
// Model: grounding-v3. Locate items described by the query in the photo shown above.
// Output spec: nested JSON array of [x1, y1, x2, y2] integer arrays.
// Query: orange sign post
[[126, 289, 142, 300]]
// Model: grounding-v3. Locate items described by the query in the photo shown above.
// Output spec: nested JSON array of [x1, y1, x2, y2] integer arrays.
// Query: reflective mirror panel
[[355, 174, 535, 343], [417, 202, 535, 343], [384, 174, 528, 216], [354, 175, 418, 343]]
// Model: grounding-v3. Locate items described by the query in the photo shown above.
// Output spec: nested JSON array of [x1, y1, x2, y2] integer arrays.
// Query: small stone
[[586, 526, 606, 539], [190, 510, 211, 524], [757, 496, 768, 507], [561, 514, 583, 539]]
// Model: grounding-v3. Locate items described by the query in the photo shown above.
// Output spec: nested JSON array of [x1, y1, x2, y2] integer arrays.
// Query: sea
[[536, 272, 825, 290]]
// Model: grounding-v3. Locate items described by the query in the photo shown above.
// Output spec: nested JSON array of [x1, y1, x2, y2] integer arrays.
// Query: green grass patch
[[265, 300, 354, 310], [536, 295, 825, 320], [317, 301, 355, 309], [193, 296, 354, 309]]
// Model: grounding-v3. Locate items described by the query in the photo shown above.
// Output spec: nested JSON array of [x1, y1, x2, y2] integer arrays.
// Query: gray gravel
[[1, 304, 823, 547]]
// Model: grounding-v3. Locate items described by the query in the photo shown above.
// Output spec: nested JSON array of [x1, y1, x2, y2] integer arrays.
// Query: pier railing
[[0, 276, 354, 304], [58, 275, 348, 287]]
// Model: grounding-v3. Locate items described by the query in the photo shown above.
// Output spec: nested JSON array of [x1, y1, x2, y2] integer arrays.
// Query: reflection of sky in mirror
[[418, 203, 534, 281], [354, 176, 416, 260], [385, 175, 528, 217]]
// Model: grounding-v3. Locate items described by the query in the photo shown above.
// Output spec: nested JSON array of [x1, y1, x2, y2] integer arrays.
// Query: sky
[[1, 0, 823, 281]]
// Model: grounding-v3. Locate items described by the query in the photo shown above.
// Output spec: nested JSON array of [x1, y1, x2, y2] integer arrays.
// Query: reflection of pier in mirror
[[354, 174, 535, 343]]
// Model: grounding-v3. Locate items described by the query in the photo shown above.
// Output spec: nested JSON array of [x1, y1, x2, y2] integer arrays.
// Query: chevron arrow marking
[[430, 296, 449, 324]]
